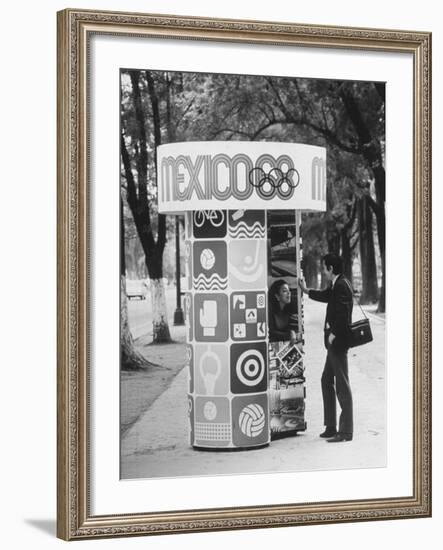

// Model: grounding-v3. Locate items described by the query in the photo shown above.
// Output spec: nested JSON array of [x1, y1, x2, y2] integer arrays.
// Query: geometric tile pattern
[[186, 210, 271, 449]]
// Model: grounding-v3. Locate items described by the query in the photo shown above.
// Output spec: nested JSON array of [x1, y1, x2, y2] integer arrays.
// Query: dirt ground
[[120, 334, 187, 437]]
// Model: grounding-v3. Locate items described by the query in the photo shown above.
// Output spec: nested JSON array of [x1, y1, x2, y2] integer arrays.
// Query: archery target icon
[[230, 341, 267, 394], [236, 349, 265, 387]]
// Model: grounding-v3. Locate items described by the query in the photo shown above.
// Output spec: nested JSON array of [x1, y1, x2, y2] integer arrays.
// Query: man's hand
[[328, 333, 336, 346], [298, 278, 309, 294], [289, 330, 297, 345]]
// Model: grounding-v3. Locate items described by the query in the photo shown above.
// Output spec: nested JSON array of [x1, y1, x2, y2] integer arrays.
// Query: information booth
[[157, 142, 326, 450]]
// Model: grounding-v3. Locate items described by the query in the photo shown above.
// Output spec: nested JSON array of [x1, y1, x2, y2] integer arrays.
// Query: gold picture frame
[[57, 8, 431, 540]]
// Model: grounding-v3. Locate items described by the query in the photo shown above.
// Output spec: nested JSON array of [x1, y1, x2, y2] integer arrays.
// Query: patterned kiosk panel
[[185, 209, 270, 449]]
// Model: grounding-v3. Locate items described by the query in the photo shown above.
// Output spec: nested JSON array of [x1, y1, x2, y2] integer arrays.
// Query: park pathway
[[121, 299, 386, 479]]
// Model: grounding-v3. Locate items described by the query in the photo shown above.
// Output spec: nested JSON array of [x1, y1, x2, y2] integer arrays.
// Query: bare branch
[[211, 127, 254, 140], [366, 194, 380, 216], [266, 77, 293, 120], [252, 119, 281, 140]]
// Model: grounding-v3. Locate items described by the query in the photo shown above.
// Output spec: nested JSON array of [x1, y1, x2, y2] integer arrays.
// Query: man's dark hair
[[323, 253, 344, 275]]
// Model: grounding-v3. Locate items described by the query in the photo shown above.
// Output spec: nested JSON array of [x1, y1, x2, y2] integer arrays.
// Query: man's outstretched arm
[[298, 278, 331, 303]]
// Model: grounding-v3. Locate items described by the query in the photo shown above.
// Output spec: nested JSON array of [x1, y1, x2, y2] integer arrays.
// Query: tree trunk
[[146, 250, 171, 343], [120, 276, 152, 370], [341, 227, 353, 284], [150, 278, 171, 343], [120, 197, 151, 370], [358, 196, 378, 304], [145, 71, 171, 341], [302, 254, 319, 288], [122, 71, 172, 343], [327, 232, 340, 255], [339, 88, 385, 312], [374, 203, 386, 312], [320, 269, 328, 288]]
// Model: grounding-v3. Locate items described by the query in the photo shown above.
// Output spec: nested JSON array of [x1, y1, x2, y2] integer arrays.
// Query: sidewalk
[[121, 300, 386, 479]]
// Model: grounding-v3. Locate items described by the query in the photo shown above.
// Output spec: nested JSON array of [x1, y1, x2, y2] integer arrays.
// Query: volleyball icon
[[200, 248, 216, 271], [239, 403, 265, 437]]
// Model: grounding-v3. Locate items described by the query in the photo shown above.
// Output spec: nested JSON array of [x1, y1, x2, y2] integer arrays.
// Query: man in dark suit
[[299, 253, 354, 442]]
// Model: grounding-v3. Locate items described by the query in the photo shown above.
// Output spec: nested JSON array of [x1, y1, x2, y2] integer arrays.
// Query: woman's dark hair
[[323, 253, 344, 275], [269, 279, 289, 311]]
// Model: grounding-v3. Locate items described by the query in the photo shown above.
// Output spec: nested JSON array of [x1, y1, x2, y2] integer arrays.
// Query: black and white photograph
[[1, 0, 436, 546], [120, 68, 386, 479]]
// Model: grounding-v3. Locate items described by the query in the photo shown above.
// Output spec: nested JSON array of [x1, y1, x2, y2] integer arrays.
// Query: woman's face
[[276, 284, 291, 305]]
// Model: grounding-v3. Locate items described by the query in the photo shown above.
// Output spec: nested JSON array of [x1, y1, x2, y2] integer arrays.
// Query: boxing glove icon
[[200, 300, 217, 336]]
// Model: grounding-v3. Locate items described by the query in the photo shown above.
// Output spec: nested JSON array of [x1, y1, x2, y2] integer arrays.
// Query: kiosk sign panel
[[158, 142, 326, 213]]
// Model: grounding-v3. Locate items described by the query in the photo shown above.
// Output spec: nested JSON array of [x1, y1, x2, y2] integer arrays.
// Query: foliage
[[120, 69, 385, 309]]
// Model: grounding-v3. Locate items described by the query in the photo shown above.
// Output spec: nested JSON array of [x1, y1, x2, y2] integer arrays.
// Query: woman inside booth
[[268, 279, 299, 344]]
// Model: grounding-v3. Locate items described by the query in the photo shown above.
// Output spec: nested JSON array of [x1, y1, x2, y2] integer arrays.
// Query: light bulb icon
[[199, 346, 221, 395]]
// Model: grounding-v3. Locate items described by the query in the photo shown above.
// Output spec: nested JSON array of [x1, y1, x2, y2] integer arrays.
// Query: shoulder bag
[[344, 279, 374, 348]]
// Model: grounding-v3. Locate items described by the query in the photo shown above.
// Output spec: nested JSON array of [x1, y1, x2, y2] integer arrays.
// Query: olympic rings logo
[[248, 167, 300, 199]]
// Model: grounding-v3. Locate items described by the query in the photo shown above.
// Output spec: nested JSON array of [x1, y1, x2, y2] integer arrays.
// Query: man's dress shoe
[[326, 433, 353, 442], [319, 427, 337, 438]]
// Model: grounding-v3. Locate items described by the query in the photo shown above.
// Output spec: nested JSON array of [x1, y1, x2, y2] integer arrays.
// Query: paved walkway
[[121, 300, 386, 479]]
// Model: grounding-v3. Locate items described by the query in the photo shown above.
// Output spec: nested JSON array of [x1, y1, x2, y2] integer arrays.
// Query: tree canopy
[[121, 69, 385, 311]]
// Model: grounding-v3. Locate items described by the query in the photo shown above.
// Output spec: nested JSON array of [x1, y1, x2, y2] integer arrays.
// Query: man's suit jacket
[[308, 275, 353, 350]]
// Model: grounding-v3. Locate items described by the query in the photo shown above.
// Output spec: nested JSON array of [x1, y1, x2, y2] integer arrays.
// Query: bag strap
[[343, 278, 368, 320]]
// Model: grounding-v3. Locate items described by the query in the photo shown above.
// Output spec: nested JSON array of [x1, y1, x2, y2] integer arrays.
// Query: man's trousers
[[321, 343, 353, 434]]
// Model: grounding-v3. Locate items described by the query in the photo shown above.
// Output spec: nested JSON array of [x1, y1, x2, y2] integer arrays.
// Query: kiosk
[[158, 142, 326, 449]]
